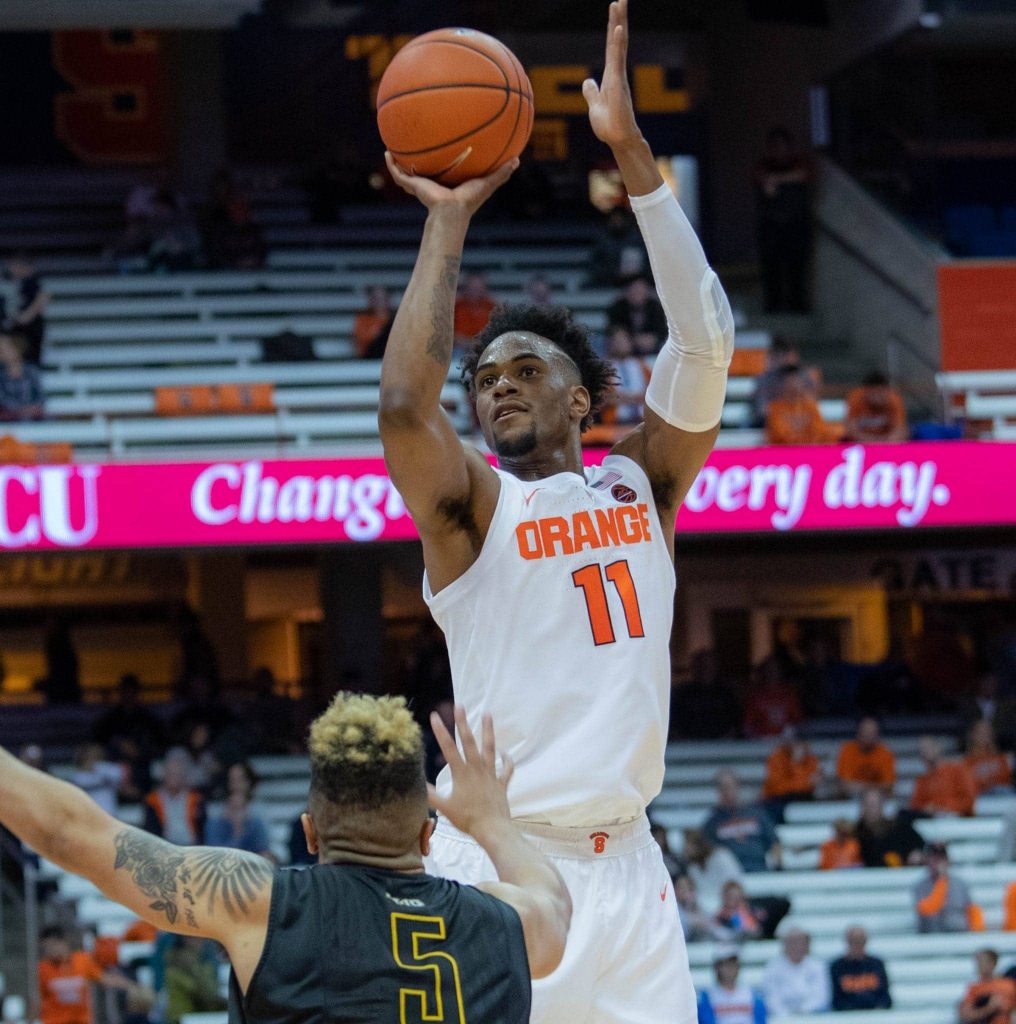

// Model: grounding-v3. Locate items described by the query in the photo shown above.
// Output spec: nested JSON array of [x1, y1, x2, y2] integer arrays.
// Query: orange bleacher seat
[[155, 383, 275, 417], [0, 435, 73, 464]]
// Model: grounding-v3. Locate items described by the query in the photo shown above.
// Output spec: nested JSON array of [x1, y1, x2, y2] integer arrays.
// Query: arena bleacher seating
[[24, 729, 1016, 1024], [938, 370, 1016, 440]]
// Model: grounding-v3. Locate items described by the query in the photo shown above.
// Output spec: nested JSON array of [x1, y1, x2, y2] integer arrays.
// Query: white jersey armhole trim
[[423, 470, 518, 613], [599, 453, 677, 586]]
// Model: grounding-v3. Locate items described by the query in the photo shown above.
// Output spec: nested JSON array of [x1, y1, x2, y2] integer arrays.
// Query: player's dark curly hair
[[461, 303, 617, 431]]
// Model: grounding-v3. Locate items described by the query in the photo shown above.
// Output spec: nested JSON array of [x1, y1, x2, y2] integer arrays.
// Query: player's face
[[473, 332, 587, 459]]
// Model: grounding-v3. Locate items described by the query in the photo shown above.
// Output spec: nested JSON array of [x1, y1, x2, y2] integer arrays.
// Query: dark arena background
[[0, 0, 1016, 1022]]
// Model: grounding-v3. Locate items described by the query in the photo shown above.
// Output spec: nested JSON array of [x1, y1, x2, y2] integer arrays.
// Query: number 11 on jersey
[[572, 559, 645, 646]]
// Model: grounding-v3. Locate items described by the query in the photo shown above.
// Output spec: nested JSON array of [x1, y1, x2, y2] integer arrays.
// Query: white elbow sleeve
[[631, 184, 735, 432]]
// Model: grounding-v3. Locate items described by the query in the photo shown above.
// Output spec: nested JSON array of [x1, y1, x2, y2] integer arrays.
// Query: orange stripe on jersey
[[516, 503, 653, 560]]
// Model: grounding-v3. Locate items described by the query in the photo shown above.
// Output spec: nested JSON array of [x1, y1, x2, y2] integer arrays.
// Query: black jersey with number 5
[[229, 863, 531, 1024]]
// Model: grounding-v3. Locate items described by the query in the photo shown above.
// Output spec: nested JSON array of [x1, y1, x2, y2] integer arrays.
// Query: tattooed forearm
[[113, 828, 273, 930], [425, 255, 460, 366], [114, 829, 186, 925]]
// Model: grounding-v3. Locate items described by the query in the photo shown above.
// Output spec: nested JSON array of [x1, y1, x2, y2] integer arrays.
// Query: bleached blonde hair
[[308, 692, 425, 808]]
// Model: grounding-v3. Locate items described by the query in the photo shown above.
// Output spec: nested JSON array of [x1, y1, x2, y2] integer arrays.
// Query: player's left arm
[[0, 746, 271, 983], [585, 1, 734, 543]]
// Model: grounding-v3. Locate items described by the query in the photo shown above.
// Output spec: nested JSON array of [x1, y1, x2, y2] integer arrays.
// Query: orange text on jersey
[[515, 503, 652, 560]]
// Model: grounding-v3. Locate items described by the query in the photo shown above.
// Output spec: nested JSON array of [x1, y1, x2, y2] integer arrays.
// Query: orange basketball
[[377, 28, 534, 186]]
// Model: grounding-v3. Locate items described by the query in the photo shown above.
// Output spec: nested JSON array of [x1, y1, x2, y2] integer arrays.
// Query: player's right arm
[[429, 708, 572, 979], [378, 156, 515, 589]]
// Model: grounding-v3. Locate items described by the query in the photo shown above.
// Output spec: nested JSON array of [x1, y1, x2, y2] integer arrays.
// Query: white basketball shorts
[[425, 814, 697, 1024]]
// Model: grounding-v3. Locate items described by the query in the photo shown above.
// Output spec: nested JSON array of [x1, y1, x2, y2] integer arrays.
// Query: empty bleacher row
[[29, 733, 1016, 1024], [3, 247, 852, 459], [938, 370, 1016, 441]]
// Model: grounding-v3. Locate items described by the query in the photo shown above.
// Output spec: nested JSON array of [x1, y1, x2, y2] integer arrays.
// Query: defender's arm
[[0, 748, 271, 990]]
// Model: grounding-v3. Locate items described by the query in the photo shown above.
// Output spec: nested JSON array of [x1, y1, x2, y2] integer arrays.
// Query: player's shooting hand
[[385, 152, 519, 217], [583, 0, 642, 150], [428, 706, 514, 837]]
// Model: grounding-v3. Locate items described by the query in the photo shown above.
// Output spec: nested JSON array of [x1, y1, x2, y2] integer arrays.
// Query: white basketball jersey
[[424, 454, 675, 827]]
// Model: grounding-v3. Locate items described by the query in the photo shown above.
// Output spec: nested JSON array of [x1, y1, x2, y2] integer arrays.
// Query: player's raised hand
[[385, 152, 519, 217], [428, 706, 514, 836], [583, 0, 642, 150]]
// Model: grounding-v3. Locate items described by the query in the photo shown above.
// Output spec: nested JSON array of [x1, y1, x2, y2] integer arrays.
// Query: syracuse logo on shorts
[[589, 831, 610, 854], [611, 484, 638, 503]]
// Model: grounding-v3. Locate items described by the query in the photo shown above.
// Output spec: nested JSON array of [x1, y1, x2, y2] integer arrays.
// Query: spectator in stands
[[958, 948, 1016, 1024], [820, 819, 863, 870], [915, 842, 980, 932], [742, 657, 804, 738], [38, 926, 138, 1024], [751, 339, 820, 428], [2, 252, 48, 364], [829, 925, 892, 1011], [762, 928, 831, 1014], [204, 764, 273, 859], [676, 875, 732, 943], [525, 274, 554, 311], [962, 673, 1016, 751], [650, 821, 682, 882], [844, 371, 908, 444], [703, 769, 782, 873], [70, 744, 123, 816], [698, 946, 768, 1024], [765, 365, 835, 445], [682, 828, 744, 915], [242, 665, 295, 755], [163, 936, 227, 1024], [754, 127, 814, 313], [965, 719, 1013, 795], [143, 747, 205, 845], [42, 614, 80, 704], [453, 273, 496, 349], [171, 672, 232, 750], [201, 168, 266, 270], [762, 727, 821, 822], [586, 205, 647, 286], [837, 717, 896, 797], [856, 788, 924, 868], [911, 735, 978, 817], [714, 880, 763, 941], [93, 673, 164, 798], [146, 190, 201, 273], [352, 285, 394, 359], [182, 721, 220, 793], [671, 649, 741, 739], [0, 332, 43, 421], [603, 323, 651, 425], [606, 274, 668, 355]]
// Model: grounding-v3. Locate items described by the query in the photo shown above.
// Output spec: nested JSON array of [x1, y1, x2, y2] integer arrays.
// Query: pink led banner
[[0, 442, 1011, 551]]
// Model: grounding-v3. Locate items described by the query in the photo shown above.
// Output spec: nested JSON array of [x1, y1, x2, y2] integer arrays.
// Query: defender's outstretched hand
[[428, 706, 514, 837], [583, 0, 642, 149], [385, 152, 519, 217]]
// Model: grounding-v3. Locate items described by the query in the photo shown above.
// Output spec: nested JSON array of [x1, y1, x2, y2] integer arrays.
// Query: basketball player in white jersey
[[379, 2, 734, 1020]]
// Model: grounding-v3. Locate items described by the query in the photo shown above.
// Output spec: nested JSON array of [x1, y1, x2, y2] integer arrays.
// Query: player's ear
[[419, 816, 436, 857], [569, 384, 591, 424], [301, 812, 319, 857]]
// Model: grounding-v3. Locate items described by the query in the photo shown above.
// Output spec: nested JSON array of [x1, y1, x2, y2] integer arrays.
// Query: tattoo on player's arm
[[113, 829, 272, 930], [425, 255, 460, 366]]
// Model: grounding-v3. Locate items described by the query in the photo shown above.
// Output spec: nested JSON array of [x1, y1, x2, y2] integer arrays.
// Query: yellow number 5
[[390, 913, 467, 1024]]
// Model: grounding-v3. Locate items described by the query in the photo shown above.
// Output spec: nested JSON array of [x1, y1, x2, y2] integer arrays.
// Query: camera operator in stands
[[0, 331, 43, 421]]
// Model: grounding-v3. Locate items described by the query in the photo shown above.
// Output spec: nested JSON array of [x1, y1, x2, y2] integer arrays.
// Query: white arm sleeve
[[630, 183, 735, 432]]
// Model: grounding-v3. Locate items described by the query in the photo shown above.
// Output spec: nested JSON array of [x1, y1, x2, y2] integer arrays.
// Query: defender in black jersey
[[0, 694, 571, 1024]]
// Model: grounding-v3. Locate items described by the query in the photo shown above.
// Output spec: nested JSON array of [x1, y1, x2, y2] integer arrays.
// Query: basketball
[[377, 28, 534, 186]]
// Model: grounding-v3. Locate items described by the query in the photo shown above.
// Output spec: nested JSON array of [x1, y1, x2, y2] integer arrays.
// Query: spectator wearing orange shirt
[[38, 927, 137, 1024], [959, 949, 1016, 1024], [352, 286, 394, 359], [762, 728, 821, 821], [837, 717, 896, 797], [911, 735, 978, 817], [453, 273, 496, 348], [965, 720, 1014, 795], [765, 365, 836, 445], [819, 819, 863, 870], [844, 372, 908, 444], [743, 657, 803, 738]]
